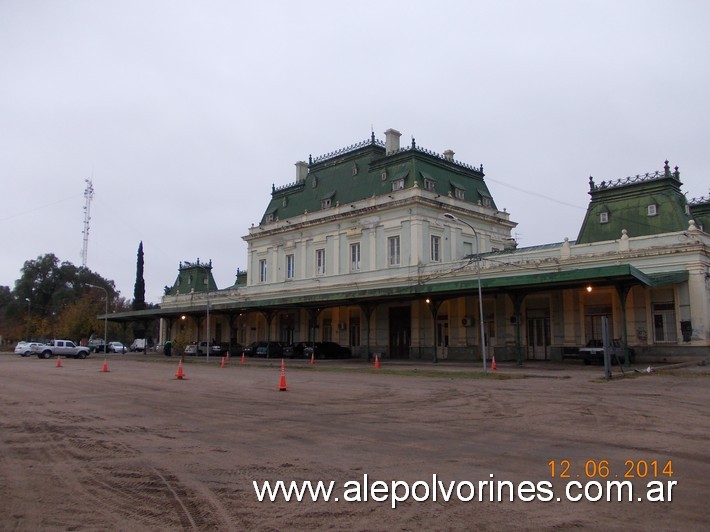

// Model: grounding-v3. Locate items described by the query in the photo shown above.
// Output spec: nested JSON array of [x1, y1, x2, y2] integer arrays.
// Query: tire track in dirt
[[2, 415, 234, 529]]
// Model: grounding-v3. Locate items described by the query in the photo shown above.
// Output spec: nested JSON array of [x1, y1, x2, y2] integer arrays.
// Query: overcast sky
[[2, 0, 708, 304]]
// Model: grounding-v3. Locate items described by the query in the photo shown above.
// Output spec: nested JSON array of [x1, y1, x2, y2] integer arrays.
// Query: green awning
[[100, 264, 687, 322], [647, 271, 689, 286]]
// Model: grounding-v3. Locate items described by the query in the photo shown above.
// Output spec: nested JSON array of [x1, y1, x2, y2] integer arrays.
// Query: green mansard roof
[[576, 161, 693, 244], [166, 259, 218, 296], [260, 132, 496, 224]]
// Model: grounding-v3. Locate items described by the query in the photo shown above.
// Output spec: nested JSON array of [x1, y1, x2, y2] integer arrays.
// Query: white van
[[130, 339, 147, 352]]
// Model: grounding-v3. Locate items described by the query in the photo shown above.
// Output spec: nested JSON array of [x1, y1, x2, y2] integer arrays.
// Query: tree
[[0, 253, 121, 344], [133, 242, 146, 311]]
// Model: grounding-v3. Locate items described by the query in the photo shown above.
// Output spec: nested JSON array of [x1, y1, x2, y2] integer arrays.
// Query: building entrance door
[[389, 307, 411, 359], [526, 317, 550, 360]]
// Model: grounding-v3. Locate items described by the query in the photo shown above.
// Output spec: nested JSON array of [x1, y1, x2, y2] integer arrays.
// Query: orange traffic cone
[[310, 353, 315, 365], [101, 358, 109, 372], [220, 356, 225, 368], [279, 359, 287, 391], [491, 356, 497, 371], [56, 355, 62, 368], [240, 352, 245, 364], [225, 351, 230, 361], [175, 360, 186, 380], [374, 355, 380, 369]]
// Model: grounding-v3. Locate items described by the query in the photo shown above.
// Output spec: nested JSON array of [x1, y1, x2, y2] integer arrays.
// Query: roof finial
[[371, 129, 375, 143], [673, 165, 680, 179], [411, 136, 416, 149], [664, 160, 670, 176], [309, 154, 312, 165]]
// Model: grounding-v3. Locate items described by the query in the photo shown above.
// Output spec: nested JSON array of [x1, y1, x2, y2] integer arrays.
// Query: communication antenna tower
[[81, 178, 94, 267]]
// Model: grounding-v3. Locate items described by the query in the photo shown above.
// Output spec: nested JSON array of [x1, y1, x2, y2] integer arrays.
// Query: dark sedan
[[315, 341, 352, 359]]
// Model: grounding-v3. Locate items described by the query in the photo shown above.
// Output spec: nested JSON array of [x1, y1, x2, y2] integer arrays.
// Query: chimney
[[295, 161, 308, 182], [443, 149, 455, 162], [384, 128, 401, 154]]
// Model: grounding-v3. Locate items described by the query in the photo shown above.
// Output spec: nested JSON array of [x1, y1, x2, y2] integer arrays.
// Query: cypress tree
[[132, 241, 146, 311]]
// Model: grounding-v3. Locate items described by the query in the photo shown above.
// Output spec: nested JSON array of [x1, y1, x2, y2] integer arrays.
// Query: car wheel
[[77, 352, 87, 359]]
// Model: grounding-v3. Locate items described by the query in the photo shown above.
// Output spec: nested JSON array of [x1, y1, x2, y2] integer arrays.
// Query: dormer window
[[381, 170, 388, 181], [352, 164, 358, 176], [600, 212, 609, 224], [424, 178, 435, 191], [392, 179, 405, 191], [647, 204, 657, 216], [265, 213, 274, 223], [482, 197, 492, 207], [320, 191, 335, 210], [455, 188, 465, 200]]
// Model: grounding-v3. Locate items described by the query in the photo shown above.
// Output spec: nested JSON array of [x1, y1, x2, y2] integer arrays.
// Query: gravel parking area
[[0, 354, 707, 530]]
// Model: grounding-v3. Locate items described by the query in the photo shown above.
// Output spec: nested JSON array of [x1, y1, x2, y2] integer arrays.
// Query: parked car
[[289, 342, 315, 359], [89, 338, 106, 353], [312, 341, 352, 359], [14, 341, 42, 357], [290, 341, 351, 359], [184, 344, 199, 355], [33, 339, 91, 359], [184, 342, 221, 356], [255, 341, 288, 358], [108, 341, 126, 353], [579, 339, 635, 365], [241, 342, 260, 357], [198, 341, 221, 356]]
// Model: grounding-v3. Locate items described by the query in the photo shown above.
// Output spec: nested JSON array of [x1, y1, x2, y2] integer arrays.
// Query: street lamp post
[[25, 298, 31, 340], [87, 284, 108, 355], [443, 213, 487, 374], [206, 288, 210, 363]]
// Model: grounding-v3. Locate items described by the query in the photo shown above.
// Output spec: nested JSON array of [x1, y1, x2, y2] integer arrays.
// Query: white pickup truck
[[33, 340, 91, 360]]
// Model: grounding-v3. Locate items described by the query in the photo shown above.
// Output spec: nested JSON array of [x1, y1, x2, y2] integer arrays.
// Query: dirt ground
[[0, 353, 707, 531]]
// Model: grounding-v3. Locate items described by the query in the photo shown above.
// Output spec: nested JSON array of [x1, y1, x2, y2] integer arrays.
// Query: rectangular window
[[321, 198, 332, 209], [388, 236, 400, 266], [424, 179, 435, 191], [259, 259, 267, 283], [455, 188, 465, 200], [316, 248, 326, 275], [431, 235, 441, 262], [392, 179, 405, 191], [350, 243, 361, 271], [648, 204, 657, 216], [286, 254, 295, 280], [600, 212, 609, 223]]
